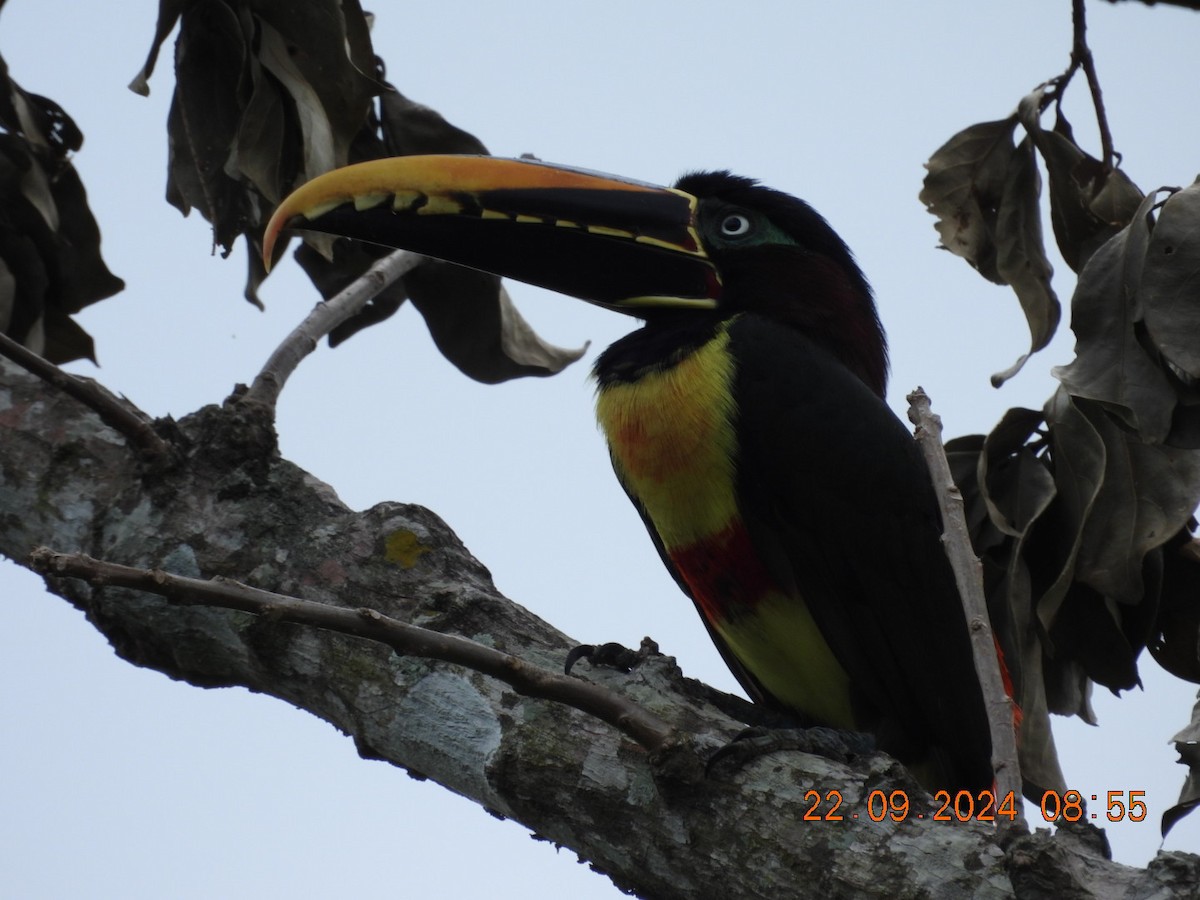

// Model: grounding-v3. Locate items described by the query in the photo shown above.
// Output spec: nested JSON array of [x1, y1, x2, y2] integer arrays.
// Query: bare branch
[[28, 546, 680, 756], [907, 387, 1025, 823], [243, 249, 423, 413], [0, 330, 173, 462]]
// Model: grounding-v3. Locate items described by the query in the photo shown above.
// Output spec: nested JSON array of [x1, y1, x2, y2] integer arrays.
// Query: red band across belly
[[668, 518, 774, 625]]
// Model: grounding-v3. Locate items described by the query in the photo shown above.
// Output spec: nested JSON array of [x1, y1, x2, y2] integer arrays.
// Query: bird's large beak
[[263, 155, 721, 312]]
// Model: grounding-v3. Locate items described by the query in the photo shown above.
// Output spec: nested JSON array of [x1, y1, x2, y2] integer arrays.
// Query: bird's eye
[[719, 213, 753, 237]]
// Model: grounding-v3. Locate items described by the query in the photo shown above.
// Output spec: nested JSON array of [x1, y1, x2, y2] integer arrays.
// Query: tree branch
[[1101, 0, 1200, 10], [0, 330, 173, 462], [4, 356, 1199, 897], [1072, 0, 1117, 167], [27, 547, 680, 756], [907, 388, 1024, 822], [243, 249, 422, 413]]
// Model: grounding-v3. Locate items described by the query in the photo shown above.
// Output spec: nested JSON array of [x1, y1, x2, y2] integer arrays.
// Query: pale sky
[[3, 2, 1199, 897]]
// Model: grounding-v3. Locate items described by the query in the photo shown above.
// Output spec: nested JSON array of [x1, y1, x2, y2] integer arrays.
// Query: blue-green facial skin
[[698, 201, 800, 252]]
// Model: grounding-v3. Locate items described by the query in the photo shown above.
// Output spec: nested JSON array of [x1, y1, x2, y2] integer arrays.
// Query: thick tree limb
[[3, 355, 1198, 898]]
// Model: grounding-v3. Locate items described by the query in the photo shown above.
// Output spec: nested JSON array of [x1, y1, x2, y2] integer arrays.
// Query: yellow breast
[[594, 321, 855, 728], [594, 325, 739, 552]]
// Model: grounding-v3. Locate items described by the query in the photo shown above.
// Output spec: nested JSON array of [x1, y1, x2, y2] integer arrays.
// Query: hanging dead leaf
[[944, 435, 996, 545], [167, 1, 249, 255], [1037, 389, 1107, 629], [1150, 528, 1200, 684], [294, 242, 585, 383], [990, 135, 1060, 386], [138, 0, 379, 268], [977, 407, 1053, 539], [1052, 192, 1176, 440], [922, 114, 1061, 384], [408, 264, 586, 383], [1075, 409, 1200, 606], [1140, 180, 1200, 387], [0, 53, 123, 363], [128, 0, 188, 96], [134, 3, 581, 383], [920, 116, 1018, 282], [1019, 100, 1143, 273], [377, 91, 488, 158], [1163, 694, 1200, 837], [1031, 388, 1200, 700], [974, 408, 1067, 790]]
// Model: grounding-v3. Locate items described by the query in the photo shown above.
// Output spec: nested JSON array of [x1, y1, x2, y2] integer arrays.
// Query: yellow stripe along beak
[[263, 155, 721, 313]]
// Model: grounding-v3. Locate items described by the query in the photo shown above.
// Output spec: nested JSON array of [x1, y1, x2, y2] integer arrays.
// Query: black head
[[673, 171, 888, 397]]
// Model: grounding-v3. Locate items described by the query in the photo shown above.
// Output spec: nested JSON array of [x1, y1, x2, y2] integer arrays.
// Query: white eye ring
[[720, 213, 752, 237]]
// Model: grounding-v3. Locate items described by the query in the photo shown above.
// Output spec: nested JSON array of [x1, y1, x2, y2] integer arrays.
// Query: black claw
[[564, 641, 641, 675], [707, 725, 875, 778], [564, 644, 596, 675]]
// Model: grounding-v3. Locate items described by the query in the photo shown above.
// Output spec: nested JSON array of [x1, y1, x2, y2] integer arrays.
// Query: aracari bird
[[263, 155, 994, 792]]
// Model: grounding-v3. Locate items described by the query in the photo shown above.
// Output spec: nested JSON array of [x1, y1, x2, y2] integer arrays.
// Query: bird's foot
[[707, 725, 875, 778], [564, 638, 659, 675]]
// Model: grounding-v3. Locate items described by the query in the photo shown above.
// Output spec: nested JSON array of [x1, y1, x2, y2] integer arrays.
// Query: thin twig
[[1045, 0, 1117, 167], [243, 249, 423, 413], [1101, 0, 1200, 9], [28, 547, 679, 755], [1072, 0, 1117, 167], [906, 388, 1025, 826], [0, 331, 173, 462]]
